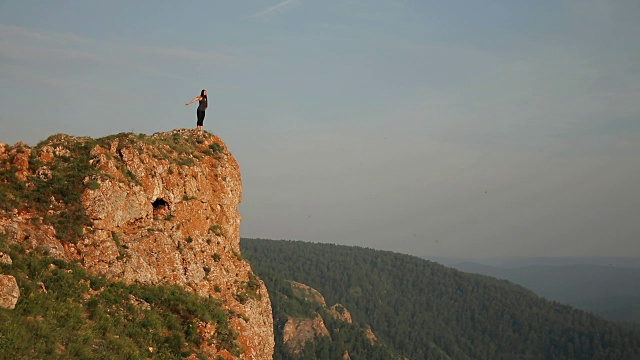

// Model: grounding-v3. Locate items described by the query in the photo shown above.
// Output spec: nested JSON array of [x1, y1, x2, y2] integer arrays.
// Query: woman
[[185, 89, 208, 131]]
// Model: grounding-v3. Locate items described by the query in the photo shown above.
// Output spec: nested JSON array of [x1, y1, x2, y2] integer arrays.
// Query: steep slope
[[241, 238, 640, 360], [0, 130, 273, 359]]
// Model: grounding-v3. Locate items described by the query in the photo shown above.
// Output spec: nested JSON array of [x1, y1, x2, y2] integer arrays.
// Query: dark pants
[[197, 109, 206, 126]]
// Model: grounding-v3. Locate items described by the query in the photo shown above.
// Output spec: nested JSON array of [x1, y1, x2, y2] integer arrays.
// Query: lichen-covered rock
[[0, 275, 19, 309], [0, 130, 274, 359]]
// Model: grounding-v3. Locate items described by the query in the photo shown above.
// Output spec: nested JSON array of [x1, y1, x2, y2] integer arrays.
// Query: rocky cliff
[[0, 129, 274, 359]]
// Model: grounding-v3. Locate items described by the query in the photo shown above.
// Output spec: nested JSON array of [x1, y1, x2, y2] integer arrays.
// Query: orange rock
[[0, 275, 19, 309], [283, 313, 330, 355]]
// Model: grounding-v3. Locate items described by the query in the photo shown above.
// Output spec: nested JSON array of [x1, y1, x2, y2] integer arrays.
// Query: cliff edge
[[0, 129, 274, 359]]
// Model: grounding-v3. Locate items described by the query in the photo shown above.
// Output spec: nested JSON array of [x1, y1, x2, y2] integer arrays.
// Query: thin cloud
[[0, 23, 87, 45], [1, 24, 237, 66], [0, 23, 241, 80], [249, 0, 299, 19], [137, 45, 237, 65]]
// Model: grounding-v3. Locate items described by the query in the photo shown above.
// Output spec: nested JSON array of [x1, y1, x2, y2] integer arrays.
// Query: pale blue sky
[[1, 0, 639, 258]]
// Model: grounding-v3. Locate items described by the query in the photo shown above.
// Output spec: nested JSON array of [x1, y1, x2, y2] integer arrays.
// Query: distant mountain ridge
[[428, 256, 640, 323], [428, 256, 640, 268]]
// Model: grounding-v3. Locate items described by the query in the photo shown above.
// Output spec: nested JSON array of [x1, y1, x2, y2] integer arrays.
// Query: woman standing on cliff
[[185, 89, 208, 131]]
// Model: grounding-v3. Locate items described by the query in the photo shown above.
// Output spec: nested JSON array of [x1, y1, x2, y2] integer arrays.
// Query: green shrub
[[30, 216, 41, 226], [209, 143, 224, 153], [234, 272, 262, 304], [86, 180, 101, 190], [208, 224, 224, 237], [182, 194, 197, 202], [178, 157, 195, 167], [0, 232, 8, 251], [111, 232, 121, 247], [232, 249, 243, 261]]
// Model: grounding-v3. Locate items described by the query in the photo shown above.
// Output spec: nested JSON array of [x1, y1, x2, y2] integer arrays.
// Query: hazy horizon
[[424, 254, 640, 268], [2, 1, 639, 259]]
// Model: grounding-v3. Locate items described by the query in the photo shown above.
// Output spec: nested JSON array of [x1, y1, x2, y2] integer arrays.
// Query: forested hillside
[[241, 238, 640, 359]]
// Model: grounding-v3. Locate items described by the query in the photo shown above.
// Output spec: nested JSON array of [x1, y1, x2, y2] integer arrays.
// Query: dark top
[[198, 96, 208, 110]]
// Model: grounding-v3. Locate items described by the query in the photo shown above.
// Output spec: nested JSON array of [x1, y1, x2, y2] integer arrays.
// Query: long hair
[[200, 89, 207, 100]]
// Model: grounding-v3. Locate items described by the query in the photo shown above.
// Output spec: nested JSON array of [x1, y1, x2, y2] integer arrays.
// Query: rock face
[[0, 275, 19, 309], [0, 130, 274, 359], [290, 281, 353, 325], [282, 314, 330, 355]]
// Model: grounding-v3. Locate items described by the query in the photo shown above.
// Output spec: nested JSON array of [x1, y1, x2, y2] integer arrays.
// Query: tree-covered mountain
[[241, 238, 640, 359]]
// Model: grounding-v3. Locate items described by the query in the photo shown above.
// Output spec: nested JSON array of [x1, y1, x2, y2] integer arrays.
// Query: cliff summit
[[0, 129, 274, 359]]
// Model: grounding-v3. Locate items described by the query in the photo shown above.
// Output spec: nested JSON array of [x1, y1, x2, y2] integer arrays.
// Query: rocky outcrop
[[291, 281, 327, 306], [364, 326, 378, 345], [0, 275, 19, 309], [0, 252, 11, 265], [281, 280, 375, 356], [330, 304, 352, 324], [0, 130, 273, 358], [282, 313, 330, 355]]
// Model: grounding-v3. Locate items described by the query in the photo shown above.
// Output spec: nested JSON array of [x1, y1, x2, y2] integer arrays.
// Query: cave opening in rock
[[152, 198, 168, 209], [152, 198, 170, 217]]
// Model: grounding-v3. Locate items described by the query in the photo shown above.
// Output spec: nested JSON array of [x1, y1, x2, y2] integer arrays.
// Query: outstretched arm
[[185, 96, 202, 106]]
